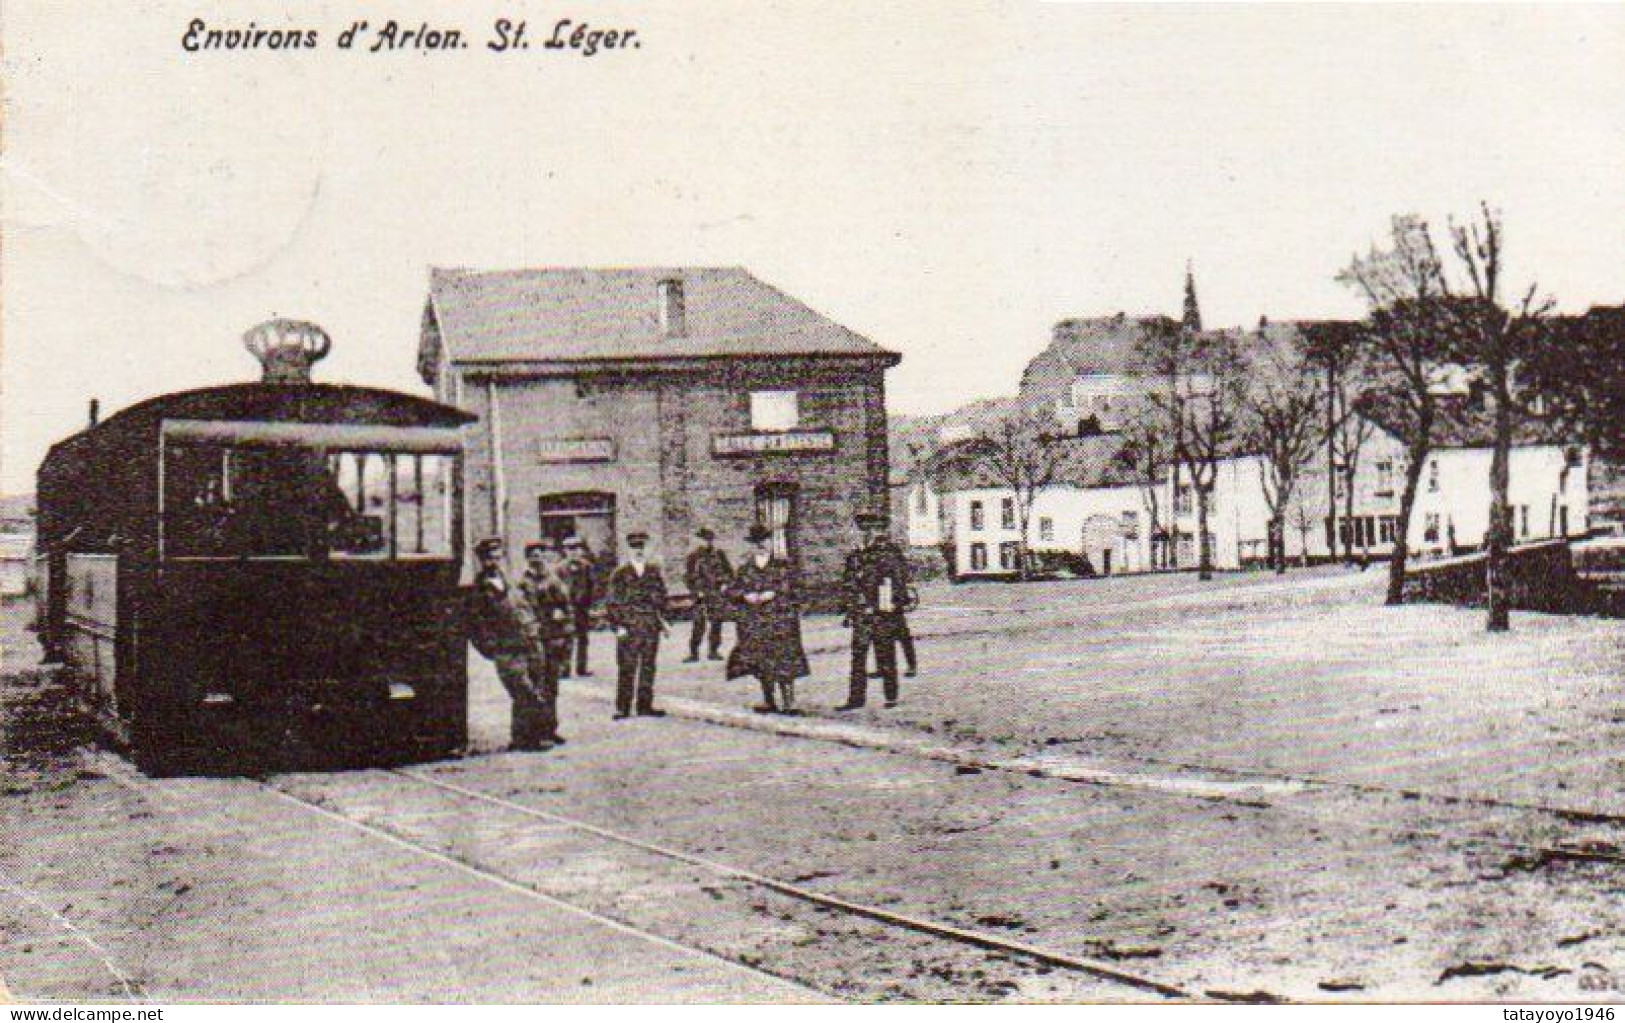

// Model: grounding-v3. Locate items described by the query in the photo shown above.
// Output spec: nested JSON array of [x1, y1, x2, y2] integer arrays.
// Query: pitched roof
[[424, 266, 897, 366]]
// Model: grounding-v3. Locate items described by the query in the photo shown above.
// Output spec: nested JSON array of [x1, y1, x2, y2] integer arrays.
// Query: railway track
[[267, 765, 1194, 1001], [85, 750, 1192, 1001]]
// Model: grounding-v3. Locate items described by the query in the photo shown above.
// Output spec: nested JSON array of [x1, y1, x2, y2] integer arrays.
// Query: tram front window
[[164, 442, 454, 559]]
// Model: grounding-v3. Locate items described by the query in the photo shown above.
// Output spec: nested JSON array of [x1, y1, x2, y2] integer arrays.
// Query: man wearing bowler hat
[[604, 531, 670, 719], [838, 512, 912, 710], [465, 537, 556, 750], [683, 527, 732, 663]]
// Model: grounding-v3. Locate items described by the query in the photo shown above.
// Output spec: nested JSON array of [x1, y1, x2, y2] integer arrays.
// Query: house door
[[537, 491, 616, 560], [753, 483, 798, 561]]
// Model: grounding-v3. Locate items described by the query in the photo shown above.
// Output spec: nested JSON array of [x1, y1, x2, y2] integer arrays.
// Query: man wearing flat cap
[[519, 538, 574, 744], [838, 512, 913, 711], [683, 527, 732, 663], [465, 537, 556, 750], [604, 531, 670, 719]]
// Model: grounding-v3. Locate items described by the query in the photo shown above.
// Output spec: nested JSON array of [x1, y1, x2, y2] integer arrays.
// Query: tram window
[[393, 454, 453, 557], [327, 452, 392, 557], [166, 442, 341, 557], [165, 443, 452, 560]]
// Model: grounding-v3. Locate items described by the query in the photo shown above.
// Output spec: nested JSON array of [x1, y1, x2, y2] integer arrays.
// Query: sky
[[3, 1, 1623, 494]]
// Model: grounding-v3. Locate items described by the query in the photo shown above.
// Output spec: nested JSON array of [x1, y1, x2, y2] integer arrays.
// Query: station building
[[417, 267, 900, 600]]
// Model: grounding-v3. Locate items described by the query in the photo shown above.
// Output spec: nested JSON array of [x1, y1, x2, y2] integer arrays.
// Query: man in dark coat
[[519, 538, 574, 746], [725, 524, 809, 714], [560, 536, 596, 678], [604, 531, 669, 719], [683, 527, 732, 662], [466, 537, 555, 750], [837, 513, 912, 711]]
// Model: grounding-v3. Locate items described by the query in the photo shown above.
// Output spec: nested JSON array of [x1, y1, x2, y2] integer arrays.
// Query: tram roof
[[43, 383, 475, 464]]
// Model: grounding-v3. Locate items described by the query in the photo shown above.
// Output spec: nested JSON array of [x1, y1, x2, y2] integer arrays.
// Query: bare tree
[[1116, 402, 1169, 570], [969, 400, 1069, 581], [1337, 215, 1454, 606], [1302, 321, 1377, 563], [1246, 330, 1324, 573], [1139, 322, 1251, 580], [1441, 204, 1555, 632]]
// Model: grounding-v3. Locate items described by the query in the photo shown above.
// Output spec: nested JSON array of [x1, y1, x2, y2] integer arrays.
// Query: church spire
[[1182, 260, 1203, 333]]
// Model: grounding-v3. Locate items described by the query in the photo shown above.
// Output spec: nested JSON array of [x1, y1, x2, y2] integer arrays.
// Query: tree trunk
[[1387, 443, 1428, 606], [1341, 468, 1358, 563], [1326, 361, 1340, 564], [1271, 514, 1287, 574], [1197, 488, 1214, 580], [1486, 371, 1513, 632]]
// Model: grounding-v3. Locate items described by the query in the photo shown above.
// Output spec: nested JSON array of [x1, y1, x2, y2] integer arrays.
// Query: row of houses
[[902, 303, 1608, 580]]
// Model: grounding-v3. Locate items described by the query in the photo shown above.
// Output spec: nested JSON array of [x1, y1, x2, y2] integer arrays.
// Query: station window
[[1001, 498, 1016, 530], [749, 390, 800, 433], [1038, 517, 1054, 542], [969, 542, 988, 571], [969, 501, 985, 531]]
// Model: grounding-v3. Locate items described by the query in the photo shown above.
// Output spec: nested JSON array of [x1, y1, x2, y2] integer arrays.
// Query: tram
[[34, 320, 476, 773]]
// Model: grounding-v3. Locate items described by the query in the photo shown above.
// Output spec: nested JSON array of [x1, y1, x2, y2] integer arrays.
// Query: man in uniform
[[683, 527, 732, 662], [466, 538, 556, 750], [559, 536, 596, 678], [838, 512, 913, 711], [518, 538, 574, 746], [604, 531, 670, 719]]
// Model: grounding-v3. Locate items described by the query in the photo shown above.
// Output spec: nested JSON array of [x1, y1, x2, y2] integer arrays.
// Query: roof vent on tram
[[243, 319, 332, 383]]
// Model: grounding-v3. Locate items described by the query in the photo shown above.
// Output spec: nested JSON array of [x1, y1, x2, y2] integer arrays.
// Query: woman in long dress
[[725, 525, 810, 714]]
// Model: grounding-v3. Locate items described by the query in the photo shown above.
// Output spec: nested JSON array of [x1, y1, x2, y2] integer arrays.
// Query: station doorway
[[537, 491, 617, 558]]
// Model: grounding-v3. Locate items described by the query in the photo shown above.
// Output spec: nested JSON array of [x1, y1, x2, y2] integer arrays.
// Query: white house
[[910, 410, 1589, 580]]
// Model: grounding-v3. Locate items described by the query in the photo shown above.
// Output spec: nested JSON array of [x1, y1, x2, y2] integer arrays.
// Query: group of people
[[465, 511, 919, 751], [465, 534, 597, 750]]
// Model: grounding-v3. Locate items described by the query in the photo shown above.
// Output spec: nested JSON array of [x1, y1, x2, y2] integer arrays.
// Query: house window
[[1120, 510, 1139, 539], [1174, 484, 1193, 516], [1378, 515, 1397, 544], [1038, 517, 1054, 542], [969, 501, 985, 531], [1423, 513, 1441, 543], [1375, 460, 1394, 497], [749, 390, 800, 433], [1427, 459, 1440, 493], [914, 485, 929, 515], [1001, 498, 1016, 530], [969, 542, 988, 571], [998, 541, 1020, 570]]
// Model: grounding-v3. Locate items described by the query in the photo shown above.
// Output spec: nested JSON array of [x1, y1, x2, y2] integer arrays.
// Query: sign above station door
[[712, 430, 837, 457], [536, 437, 617, 463]]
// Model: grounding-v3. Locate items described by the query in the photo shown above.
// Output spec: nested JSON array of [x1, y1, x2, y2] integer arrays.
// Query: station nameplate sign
[[713, 430, 837, 457], [537, 437, 616, 463]]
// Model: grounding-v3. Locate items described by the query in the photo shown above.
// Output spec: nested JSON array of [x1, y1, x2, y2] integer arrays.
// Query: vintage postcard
[[2, 0, 1623, 1008]]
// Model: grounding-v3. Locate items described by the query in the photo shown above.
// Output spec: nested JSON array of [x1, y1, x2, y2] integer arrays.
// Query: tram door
[[537, 492, 616, 559]]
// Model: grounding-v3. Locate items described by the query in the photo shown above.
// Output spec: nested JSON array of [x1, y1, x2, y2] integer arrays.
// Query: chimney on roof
[[658, 277, 686, 338], [88, 399, 99, 428], [243, 319, 331, 383]]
